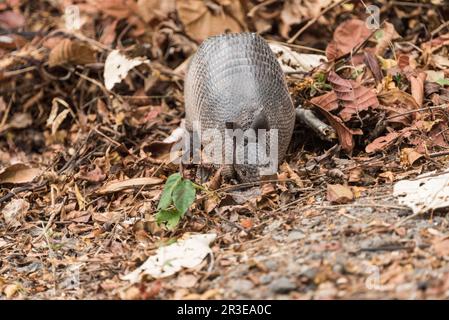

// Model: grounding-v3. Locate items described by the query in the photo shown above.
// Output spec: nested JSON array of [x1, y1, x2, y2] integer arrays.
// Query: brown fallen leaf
[[137, 0, 175, 23], [48, 39, 96, 67], [64, 210, 91, 223], [327, 184, 354, 204], [375, 22, 400, 56], [97, 177, 163, 194], [2, 198, 30, 228], [0, 163, 41, 184], [326, 19, 371, 60], [91, 0, 138, 19], [313, 103, 362, 153], [328, 71, 379, 121], [0, 10, 25, 29], [279, 0, 335, 38], [409, 71, 427, 107], [77, 166, 106, 183], [400, 148, 424, 166], [310, 91, 338, 112], [176, 0, 246, 42], [364, 52, 383, 83], [378, 89, 420, 126], [365, 131, 401, 154]]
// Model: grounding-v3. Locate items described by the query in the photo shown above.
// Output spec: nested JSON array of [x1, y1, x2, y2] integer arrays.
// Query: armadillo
[[184, 33, 295, 182]]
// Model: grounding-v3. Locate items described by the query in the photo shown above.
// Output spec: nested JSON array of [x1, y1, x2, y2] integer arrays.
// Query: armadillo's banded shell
[[184, 33, 295, 180]]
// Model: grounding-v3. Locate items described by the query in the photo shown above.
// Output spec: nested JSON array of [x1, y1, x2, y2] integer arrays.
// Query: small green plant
[[156, 173, 197, 230]]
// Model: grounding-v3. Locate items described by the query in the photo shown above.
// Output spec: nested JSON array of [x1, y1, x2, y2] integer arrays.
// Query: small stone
[[269, 277, 297, 293], [287, 230, 305, 242], [229, 279, 254, 293], [264, 260, 278, 271], [259, 274, 273, 285]]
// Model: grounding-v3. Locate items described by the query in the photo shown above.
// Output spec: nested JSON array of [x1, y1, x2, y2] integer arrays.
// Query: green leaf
[[156, 208, 182, 230], [436, 78, 449, 86], [375, 30, 384, 41], [157, 173, 182, 210], [172, 179, 196, 215]]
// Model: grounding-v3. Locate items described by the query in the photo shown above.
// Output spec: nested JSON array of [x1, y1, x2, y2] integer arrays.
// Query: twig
[[431, 20, 449, 37], [287, 0, 350, 44], [33, 197, 67, 243], [386, 104, 449, 120]]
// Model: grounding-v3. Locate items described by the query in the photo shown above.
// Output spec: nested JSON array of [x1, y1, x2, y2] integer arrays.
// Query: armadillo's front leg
[[295, 105, 337, 142]]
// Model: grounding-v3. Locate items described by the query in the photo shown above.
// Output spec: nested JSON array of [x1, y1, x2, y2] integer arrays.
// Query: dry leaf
[[97, 177, 163, 194], [122, 233, 216, 282], [310, 91, 338, 111], [327, 184, 354, 204], [328, 71, 379, 121], [2, 198, 30, 228], [409, 71, 427, 107], [326, 19, 371, 60], [48, 39, 96, 67], [375, 22, 400, 55], [104, 50, 149, 90], [137, 0, 175, 23], [279, 0, 335, 38], [0, 10, 25, 29], [269, 43, 327, 73], [365, 131, 401, 154], [400, 148, 424, 166], [314, 105, 362, 153], [0, 163, 41, 184], [176, 0, 246, 43]]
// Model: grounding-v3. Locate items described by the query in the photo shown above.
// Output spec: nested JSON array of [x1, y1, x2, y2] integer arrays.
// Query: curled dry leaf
[[365, 131, 401, 154], [97, 177, 163, 194], [326, 184, 354, 204], [0, 163, 41, 184], [326, 19, 371, 60], [313, 104, 362, 153], [122, 233, 216, 282], [375, 22, 400, 56], [103, 49, 149, 90], [409, 71, 427, 107], [364, 52, 383, 83], [269, 43, 327, 73], [394, 169, 449, 214], [2, 198, 30, 228], [378, 89, 420, 124], [48, 38, 96, 67], [176, 0, 246, 43], [328, 71, 379, 121], [400, 148, 424, 166]]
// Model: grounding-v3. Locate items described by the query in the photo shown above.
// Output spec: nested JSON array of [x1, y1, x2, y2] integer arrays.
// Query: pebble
[[229, 279, 254, 293], [287, 230, 306, 242], [269, 277, 297, 293], [259, 274, 273, 285]]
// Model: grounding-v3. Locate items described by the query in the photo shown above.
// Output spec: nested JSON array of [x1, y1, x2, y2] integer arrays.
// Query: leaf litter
[[0, 0, 449, 300]]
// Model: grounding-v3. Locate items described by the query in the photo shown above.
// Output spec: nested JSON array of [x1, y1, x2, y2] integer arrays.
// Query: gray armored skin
[[184, 33, 295, 182]]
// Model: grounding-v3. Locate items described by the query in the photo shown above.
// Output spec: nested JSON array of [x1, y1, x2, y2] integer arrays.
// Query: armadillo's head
[[229, 111, 278, 182]]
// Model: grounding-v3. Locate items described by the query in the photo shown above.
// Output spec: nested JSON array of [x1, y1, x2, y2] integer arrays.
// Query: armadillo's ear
[[250, 112, 269, 131]]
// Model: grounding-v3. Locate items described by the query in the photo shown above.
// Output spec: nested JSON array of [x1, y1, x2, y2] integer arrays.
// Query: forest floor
[[1, 0, 449, 299]]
